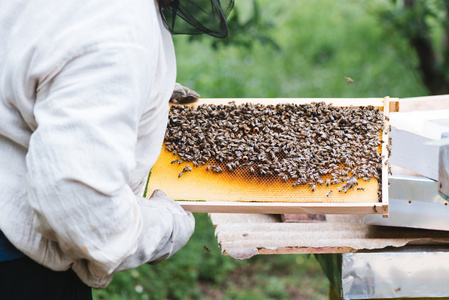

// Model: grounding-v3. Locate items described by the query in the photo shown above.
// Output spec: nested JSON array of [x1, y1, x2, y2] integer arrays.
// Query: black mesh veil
[[158, 0, 234, 38]]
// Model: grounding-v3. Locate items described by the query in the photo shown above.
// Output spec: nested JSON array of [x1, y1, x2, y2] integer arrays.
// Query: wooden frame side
[[389, 97, 400, 112], [382, 97, 390, 217]]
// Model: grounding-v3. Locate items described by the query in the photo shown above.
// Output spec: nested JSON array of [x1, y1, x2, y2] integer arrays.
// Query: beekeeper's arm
[[26, 44, 194, 288]]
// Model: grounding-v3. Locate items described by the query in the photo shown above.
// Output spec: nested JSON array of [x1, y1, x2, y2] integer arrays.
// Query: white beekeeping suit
[[0, 0, 194, 288]]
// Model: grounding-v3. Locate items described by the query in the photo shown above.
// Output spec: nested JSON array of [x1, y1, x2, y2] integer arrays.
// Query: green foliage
[[375, 0, 449, 84], [377, 0, 447, 39], [175, 0, 427, 99], [188, 0, 280, 51]]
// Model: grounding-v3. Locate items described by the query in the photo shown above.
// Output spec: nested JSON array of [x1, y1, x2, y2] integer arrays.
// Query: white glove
[[142, 189, 195, 264], [115, 189, 195, 270]]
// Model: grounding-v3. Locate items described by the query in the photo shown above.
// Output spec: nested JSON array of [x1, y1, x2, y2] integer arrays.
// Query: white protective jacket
[[0, 0, 195, 288]]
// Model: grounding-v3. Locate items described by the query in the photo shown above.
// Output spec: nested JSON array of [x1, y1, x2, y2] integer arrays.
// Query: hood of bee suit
[[157, 0, 234, 38]]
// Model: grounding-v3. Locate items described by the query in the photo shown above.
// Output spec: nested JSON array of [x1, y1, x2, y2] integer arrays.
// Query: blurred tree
[[378, 0, 449, 94], [188, 0, 280, 51]]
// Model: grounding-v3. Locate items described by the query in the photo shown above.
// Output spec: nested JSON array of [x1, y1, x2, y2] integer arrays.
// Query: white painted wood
[[389, 127, 439, 180]]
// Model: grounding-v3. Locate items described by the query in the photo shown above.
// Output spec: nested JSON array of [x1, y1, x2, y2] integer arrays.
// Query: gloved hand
[[170, 82, 200, 104], [114, 189, 195, 271], [139, 189, 195, 264]]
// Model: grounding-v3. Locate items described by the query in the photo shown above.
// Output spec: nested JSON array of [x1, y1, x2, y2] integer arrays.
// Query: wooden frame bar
[[189, 97, 390, 107], [178, 201, 386, 215], [381, 96, 390, 217]]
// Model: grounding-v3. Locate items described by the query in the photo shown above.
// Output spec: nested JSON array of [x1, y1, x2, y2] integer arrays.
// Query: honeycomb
[[146, 101, 387, 203]]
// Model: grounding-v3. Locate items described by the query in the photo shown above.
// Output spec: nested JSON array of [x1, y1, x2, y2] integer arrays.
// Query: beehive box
[[145, 97, 395, 216]]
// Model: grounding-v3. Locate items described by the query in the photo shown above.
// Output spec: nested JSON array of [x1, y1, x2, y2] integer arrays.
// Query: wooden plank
[[210, 213, 449, 257], [178, 201, 385, 215], [388, 98, 449, 179], [389, 127, 439, 180], [399, 94, 449, 112], [224, 246, 357, 256], [254, 247, 357, 255], [187, 97, 393, 108], [390, 99, 400, 113]]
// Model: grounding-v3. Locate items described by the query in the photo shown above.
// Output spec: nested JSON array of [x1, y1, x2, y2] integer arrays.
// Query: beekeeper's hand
[[170, 82, 200, 104], [142, 189, 195, 264]]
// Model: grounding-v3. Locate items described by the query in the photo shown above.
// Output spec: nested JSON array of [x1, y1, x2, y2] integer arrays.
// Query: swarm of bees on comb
[[164, 102, 388, 201]]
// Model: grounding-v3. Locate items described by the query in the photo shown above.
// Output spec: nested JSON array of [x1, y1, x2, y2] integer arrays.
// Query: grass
[[94, 214, 328, 300], [94, 0, 428, 299]]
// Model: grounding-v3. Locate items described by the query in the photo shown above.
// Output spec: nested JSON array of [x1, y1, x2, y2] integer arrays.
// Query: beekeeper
[[0, 0, 233, 298]]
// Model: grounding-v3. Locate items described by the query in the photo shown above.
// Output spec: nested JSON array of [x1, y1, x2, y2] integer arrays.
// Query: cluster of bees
[[164, 102, 386, 200]]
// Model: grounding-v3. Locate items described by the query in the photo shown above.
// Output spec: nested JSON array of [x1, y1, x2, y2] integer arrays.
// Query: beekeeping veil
[[158, 0, 234, 38]]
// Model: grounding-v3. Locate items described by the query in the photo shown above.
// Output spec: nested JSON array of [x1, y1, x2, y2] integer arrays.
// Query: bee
[[357, 187, 365, 191], [178, 165, 192, 178], [212, 166, 223, 173], [344, 76, 353, 83], [326, 190, 333, 197]]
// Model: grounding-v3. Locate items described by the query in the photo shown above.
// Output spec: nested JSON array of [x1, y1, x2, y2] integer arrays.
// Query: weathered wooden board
[[210, 213, 449, 257]]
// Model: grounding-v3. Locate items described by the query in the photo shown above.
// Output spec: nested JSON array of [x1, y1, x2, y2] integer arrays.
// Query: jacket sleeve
[[26, 44, 194, 288]]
